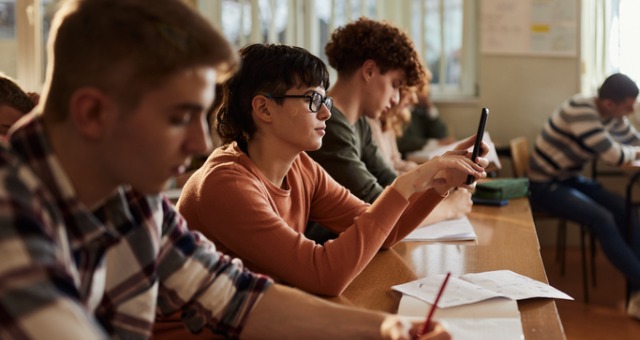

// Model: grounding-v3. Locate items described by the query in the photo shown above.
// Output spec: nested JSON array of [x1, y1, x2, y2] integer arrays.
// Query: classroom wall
[[436, 55, 581, 246], [437, 55, 581, 152]]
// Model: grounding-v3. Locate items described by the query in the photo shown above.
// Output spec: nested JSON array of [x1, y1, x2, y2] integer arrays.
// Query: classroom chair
[[509, 136, 596, 303]]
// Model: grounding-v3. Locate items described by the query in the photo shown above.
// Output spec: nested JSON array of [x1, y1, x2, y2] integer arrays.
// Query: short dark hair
[[325, 17, 425, 87], [43, 0, 238, 121], [598, 73, 639, 103], [0, 75, 34, 114], [216, 43, 330, 145]]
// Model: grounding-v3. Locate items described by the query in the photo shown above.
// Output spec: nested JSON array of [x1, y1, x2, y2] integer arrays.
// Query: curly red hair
[[325, 17, 426, 87]]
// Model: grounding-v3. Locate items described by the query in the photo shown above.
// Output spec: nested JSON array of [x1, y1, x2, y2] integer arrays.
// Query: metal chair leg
[[556, 220, 567, 276], [589, 234, 597, 287], [580, 225, 590, 303]]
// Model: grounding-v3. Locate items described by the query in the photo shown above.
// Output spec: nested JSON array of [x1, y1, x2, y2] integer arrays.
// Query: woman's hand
[[453, 134, 490, 159], [392, 151, 487, 199]]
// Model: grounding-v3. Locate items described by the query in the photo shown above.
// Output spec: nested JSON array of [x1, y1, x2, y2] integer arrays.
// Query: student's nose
[[318, 104, 331, 121], [390, 89, 400, 107]]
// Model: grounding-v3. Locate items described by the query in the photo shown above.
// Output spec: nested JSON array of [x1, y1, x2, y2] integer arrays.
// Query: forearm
[[420, 190, 471, 226], [421, 205, 453, 225], [242, 284, 388, 340]]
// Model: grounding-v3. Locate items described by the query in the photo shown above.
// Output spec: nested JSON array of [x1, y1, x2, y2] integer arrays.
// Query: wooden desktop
[[327, 197, 565, 339]]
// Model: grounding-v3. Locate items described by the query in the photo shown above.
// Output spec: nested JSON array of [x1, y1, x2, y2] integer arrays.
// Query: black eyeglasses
[[266, 91, 333, 113]]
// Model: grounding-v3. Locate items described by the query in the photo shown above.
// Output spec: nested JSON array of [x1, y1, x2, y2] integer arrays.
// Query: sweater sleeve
[[563, 105, 639, 165], [380, 189, 447, 248], [308, 158, 445, 250], [192, 163, 410, 297]]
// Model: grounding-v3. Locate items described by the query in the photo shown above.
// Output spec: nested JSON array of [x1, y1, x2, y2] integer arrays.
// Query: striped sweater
[[529, 94, 640, 182]]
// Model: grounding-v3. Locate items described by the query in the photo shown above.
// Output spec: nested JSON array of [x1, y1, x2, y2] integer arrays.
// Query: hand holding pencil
[[413, 321, 450, 340], [415, 272, 452, 339]]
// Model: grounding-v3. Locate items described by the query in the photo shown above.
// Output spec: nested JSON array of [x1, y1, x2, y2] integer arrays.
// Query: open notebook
[[394, 270, 573, 340], [398, 295, 524, 340], [402, 216, 477, 242]]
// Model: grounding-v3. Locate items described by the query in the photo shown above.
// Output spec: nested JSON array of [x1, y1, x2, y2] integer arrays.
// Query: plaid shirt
[[0, 115, 272, 339]]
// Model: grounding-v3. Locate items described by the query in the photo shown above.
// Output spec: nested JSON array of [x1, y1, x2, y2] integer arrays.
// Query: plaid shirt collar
[[9, 114, 119, 250]]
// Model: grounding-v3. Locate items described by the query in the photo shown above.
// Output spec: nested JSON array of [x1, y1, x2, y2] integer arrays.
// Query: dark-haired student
[[0, 0, 450, 339], [177, 42, 486, 302], [529, 73, 640, 319]]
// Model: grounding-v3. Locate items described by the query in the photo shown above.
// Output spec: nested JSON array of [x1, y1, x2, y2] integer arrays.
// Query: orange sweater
[[178, 143, 444, 296]]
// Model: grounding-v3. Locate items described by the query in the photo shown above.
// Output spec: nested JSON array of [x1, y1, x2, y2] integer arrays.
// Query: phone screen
[[465, 108, 489, 185]]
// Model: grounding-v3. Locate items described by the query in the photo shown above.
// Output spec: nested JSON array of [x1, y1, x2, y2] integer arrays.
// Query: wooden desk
[[328, 198, 565, 340]]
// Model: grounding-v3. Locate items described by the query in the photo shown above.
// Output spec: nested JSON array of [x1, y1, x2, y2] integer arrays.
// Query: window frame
[[196, 0, 477, 100]]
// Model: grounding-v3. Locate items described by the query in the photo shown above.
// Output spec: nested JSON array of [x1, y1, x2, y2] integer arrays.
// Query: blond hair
[[380, 86, 417, 137]]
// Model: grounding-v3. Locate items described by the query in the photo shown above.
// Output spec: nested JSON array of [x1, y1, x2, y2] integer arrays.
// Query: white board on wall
[[481, 0, 578, 57]]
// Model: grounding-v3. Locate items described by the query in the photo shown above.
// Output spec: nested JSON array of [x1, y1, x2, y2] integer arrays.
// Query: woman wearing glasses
[[177, 43, 487, 297]]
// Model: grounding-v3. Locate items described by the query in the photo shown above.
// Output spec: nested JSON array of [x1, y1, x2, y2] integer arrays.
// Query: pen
[[417, 272, 451, 337]]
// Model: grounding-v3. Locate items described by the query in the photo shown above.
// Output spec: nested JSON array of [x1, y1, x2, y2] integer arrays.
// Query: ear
[[252, 94, 273, 123], [68, 87, 114, 140], [361, 59, 377, 81], [598, 98, 615, 115]]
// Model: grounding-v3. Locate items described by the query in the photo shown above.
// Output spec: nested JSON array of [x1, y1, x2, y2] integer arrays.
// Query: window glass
[[210, 0, 475, 99], [258, 0, 288, 43], [617, 0, 640, 83], [316, 0, 378, 65], [221, 0, 252, 46], [414, 0, 463, 88]]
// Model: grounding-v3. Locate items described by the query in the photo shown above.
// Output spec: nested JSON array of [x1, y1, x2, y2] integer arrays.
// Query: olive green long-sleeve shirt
[[308, 106, 397, 203]]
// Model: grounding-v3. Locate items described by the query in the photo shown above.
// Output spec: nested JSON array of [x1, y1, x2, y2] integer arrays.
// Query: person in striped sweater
[[528, 73, 640, 318]]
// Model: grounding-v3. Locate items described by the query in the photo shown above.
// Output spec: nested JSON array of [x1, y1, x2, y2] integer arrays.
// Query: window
[[0, 0, 60, 91], [196, 0, 477, 100], [410, 0, 475, 99], [612, 0, 640, 83], [7, 0, 477, 99], [581, 0, 640, 94]]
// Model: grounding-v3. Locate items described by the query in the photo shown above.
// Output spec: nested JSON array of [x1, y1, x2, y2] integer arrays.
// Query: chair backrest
[[509, 137, 530, 178]]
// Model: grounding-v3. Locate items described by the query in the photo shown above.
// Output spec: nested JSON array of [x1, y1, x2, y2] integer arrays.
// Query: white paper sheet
[[402, 216, 477, 242], [392, 270, 572, 308], [398, 295, 525, 340]]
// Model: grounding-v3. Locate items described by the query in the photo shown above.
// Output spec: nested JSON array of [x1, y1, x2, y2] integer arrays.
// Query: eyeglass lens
[[311, 92, 332, 112]]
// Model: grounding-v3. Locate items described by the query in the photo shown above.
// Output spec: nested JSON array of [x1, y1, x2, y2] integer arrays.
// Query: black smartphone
[[465, 108, 489, 185]]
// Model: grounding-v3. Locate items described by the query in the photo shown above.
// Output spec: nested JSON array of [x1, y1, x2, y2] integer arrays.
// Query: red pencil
[[418, 272, 451, 337]]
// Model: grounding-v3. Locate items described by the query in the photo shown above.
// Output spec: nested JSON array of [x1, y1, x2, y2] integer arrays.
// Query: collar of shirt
[[8, 114, 121, 252]]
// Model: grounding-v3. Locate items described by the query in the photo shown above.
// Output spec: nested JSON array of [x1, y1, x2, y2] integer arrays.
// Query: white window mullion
[[459, 0, 475, 96], [437, 0, 446, 90], [249, 0, 261, 43], [329, 0, 336, 33], [284, 0, 294, 45], [16, 0, 42, 91], [419, 0, 426, 61], [305, 0, 319, 53], [267, 0, 276, 42]]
